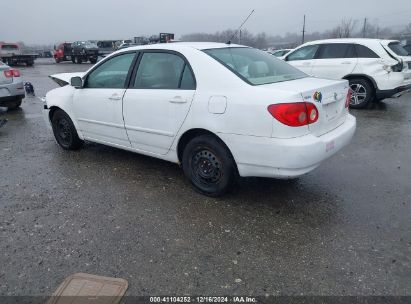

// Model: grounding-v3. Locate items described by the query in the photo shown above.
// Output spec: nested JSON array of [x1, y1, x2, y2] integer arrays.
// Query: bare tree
[[329, 19, 357, 38]]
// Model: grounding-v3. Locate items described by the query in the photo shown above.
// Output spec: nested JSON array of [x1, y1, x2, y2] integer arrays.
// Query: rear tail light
[[4, 70, 13, 78], [345, 89, 352, 108], [12, 69, 20, 77], [3, 69, 20, 78], [268, 102, 319, 127]]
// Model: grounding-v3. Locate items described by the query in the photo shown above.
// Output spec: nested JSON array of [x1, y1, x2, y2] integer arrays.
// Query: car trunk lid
[[262, 77, 349, 136]]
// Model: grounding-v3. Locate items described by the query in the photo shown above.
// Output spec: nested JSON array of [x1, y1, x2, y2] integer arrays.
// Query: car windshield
[[204, 47, 307, 85], [388, 42, 409, 56]]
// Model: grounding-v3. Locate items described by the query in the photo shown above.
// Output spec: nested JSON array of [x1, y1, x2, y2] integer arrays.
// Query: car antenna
[[226, 9, 255, 45]]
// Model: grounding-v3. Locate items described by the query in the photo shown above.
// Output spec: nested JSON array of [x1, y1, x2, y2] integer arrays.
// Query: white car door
[[310, 43, 358, 79], [122, 51, 196, 155], [72, 52, 136, 147], [285, 44, 320, 75]]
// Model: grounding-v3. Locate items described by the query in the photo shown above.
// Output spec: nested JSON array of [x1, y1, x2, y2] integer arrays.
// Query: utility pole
[[362, 18, 367, 38], [302, 15, 306, 44]]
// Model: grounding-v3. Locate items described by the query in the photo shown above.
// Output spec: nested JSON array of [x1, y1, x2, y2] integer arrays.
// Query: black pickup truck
[[71, 41, 99, 64]]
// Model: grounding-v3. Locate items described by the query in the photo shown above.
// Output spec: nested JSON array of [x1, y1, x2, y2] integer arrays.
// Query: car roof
[[302, 38, 399, 46], [124, 42, 246, 52]]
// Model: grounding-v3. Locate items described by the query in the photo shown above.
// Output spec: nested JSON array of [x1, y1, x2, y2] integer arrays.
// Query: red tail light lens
[[3, 69, 20, 78], [268, 102, 319, 127], [4, 70, 13, 78], [345, 89, 352, 108]]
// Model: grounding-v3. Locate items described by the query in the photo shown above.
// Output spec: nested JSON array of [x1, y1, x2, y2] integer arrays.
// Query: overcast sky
[[1, 0, 410, 44]]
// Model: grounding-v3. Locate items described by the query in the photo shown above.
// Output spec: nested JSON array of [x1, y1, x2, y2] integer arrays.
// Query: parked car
[[271, 49, 292, 57], [118, 43, 137, 50], [71, 41, 99, 64], [283, 39, 411, 108], [54, 42, 73, 63], [404, 44, 411, 55], [0, 61, 24, 110], [93, 40, 118, 57], [43, 43, 356, 196]]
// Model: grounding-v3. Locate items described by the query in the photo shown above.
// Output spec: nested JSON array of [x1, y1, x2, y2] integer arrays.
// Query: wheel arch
[[176, 128, 236, 165], [343, 74, 377, 91], [48, 106, 84, 140]]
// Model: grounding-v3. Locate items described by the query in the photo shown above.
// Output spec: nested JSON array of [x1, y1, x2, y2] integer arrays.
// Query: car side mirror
[[70, 77, 83, 88]]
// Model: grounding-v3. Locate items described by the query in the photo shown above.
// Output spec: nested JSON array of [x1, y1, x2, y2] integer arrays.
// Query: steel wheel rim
[[56, 118, 72, 146], [350, 83, 367, 105], [192, 149, 222, 186]]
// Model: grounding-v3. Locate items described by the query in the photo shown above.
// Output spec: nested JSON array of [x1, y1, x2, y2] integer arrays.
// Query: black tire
[[89, 58, 97, 64], [26, 61, 34, 67], [71, 57, 75, 63], [75, 56, 82, 64], [55, 58, 61, 63], [51, 110, 83, 150], [348, 78, 374, 109], [182, 135, 238, 197]]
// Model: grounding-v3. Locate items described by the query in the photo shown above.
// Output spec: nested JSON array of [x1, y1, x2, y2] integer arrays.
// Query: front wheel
[[51, 110, 83, 150], [182, 135, 238, 197], [349, 78, 374, 109]]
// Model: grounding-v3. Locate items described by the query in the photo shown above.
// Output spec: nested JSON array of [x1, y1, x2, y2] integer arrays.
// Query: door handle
[[108, 94, 122, 101], [169, 96, 187, 104]]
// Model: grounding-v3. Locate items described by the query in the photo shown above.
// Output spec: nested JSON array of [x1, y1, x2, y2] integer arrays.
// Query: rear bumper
[[0, 81, 25, 105], [376, 83, 411, 99], [219, 114, 356, 179], [0, 94, 25, 104]]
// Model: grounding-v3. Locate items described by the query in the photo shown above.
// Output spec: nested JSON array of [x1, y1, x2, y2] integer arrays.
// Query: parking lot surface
[[0, 59, 410, 296]]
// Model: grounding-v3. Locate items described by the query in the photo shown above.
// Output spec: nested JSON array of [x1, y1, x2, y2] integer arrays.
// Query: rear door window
[[317, 44, 356, 59], [134, 52, 195, 90]]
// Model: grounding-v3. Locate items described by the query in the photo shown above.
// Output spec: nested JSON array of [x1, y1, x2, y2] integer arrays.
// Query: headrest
[[248, 61, 269, 78]]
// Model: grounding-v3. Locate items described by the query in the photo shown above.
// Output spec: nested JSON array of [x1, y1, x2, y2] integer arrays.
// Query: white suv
[[283, 39, 411, 108]]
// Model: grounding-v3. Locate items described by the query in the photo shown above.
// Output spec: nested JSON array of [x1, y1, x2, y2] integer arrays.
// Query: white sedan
[[43, 42, 356, 196]]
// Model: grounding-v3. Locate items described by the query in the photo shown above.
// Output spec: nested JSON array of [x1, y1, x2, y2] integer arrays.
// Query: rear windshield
[[388, 42, 409, 56], [204, 47, 307, 85], [1, 45, 18, 50]]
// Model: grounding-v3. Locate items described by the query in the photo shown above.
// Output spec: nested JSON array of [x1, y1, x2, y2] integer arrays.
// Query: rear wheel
[[182, 135, 238, 197], [71, 56, 75, 63], [51, 110, 83, 150], [90, 58, 97, 64], [75, 56, 82, 64], [349, 78, 374, 109]]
